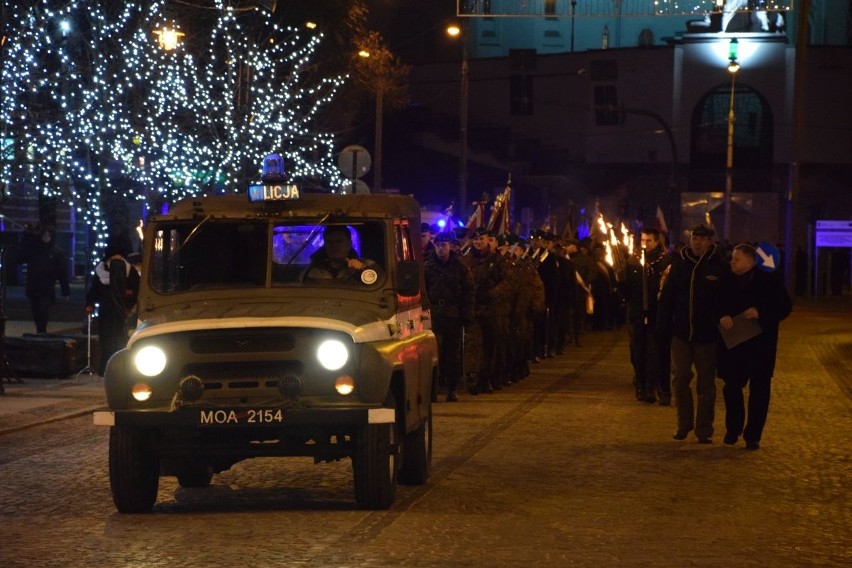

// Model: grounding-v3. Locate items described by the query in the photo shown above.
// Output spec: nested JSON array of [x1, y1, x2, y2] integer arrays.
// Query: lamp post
[[570, 0, 577, 53], [724, 38, 739, 243], [447, 24, 469, 217], [358, 48, 387, 193]]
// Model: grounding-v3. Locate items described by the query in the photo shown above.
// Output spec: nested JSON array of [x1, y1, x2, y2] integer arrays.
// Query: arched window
[[690, 83, 773, 168]]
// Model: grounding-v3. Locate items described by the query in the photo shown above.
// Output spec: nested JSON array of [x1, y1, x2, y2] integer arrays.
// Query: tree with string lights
[[1, 0, 346, 254]]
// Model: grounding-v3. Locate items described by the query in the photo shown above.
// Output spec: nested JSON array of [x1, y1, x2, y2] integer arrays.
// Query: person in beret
[[425, 231, 475, 402], [460, 226, 511, 393], [658, 222, 731, 443], [421, 222, 436, 261]]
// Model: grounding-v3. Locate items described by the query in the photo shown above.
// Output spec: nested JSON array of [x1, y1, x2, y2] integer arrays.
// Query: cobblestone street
[[0, 302, 849, 567]]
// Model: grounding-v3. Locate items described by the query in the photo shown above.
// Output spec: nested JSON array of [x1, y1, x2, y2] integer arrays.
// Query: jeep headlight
[[134, 345, 167, 377], [317, 339, 348, 371]]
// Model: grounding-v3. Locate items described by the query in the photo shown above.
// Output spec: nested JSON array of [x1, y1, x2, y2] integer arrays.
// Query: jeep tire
[[352, 423, 397, 510], [109, 426, 159, 513], [399, 408, 432, 485]]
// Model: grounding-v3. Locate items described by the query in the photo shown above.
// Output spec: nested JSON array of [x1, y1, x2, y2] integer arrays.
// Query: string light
[[1, 0, 346, 261]]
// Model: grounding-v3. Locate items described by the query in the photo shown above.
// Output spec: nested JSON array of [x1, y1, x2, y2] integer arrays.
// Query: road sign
[[755, 241, 780, 272], [338, 145, 371, 180], [815, 220, 852, 248]]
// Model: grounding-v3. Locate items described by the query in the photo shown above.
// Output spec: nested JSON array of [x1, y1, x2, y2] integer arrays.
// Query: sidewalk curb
[[0, 404, 105, 437]]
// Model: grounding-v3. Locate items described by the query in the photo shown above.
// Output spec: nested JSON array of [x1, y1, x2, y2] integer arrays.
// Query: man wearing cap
[[535, 233, 562, 358], [425, 232, 475, 402], [421, 222, 437, 262], [564, 239, 588, 347], [497, 233, 526, 384], [553, 239, 579, 354], [658, 224, 730, 443], [461, 227, 512, 393], [570, 238, 596, 334], [512, 235, 542, 377]]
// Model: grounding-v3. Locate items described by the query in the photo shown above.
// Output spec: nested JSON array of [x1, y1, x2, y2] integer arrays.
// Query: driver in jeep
[[302, 225, 383, 284]]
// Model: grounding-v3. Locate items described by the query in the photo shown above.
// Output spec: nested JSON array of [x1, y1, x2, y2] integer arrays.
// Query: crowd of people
[[11, 216, 792, 449], [422, 221, 792, 450], [422, 221, 620, 402]]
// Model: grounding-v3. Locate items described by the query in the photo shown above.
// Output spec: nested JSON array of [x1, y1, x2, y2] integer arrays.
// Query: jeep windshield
[[149, 219, 387, 292]]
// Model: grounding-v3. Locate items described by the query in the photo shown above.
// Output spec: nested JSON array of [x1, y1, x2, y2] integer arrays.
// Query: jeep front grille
[[189, 333, 295, 354], [182, 361, 304, 389]]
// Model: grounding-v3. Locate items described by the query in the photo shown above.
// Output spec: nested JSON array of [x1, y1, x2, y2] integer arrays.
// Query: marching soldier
[[497, 233, 526, 384], [461, 228, 512, 393], [424, 232, 475, 402]]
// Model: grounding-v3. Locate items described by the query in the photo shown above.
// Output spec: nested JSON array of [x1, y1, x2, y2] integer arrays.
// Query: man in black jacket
[[624, 228, 672, 404], [658, 224, 729, 443]]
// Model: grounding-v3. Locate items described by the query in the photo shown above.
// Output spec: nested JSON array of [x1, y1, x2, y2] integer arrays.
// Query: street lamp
[[153, 27, 184, 51], [447, 23, 468, 218], [358, 49, 385, 193], [724, 38, 739, 242], [570, 0, 578, 53]]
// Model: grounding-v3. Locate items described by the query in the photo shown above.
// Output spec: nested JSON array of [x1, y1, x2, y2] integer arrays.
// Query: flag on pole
[[463, 200, 486, 239], [485, 186, 511, 235], [485, 175, 512, 236], [655, 206, 669, 234]]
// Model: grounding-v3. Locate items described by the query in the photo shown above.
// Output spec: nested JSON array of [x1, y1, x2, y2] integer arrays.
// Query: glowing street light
[[447, 23, 469, 217], [724, 38, 739, 242], [154, 28, 184, 51]]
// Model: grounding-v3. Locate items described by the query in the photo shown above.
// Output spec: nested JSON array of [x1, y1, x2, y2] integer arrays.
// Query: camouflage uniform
[[425, 240, 475, 401], [462, 236, 512, 393], [498, 236, 526, 383], [514, 247, 543, 378]]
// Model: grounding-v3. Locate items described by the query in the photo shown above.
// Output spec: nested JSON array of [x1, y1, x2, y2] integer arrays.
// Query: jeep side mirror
[[395, 260, 420, 297]]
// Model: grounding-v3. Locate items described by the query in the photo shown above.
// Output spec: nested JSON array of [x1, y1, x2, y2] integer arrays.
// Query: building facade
[[388, 2, 850, 294]]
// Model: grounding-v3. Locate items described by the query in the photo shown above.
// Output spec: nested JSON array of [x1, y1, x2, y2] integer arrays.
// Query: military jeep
[[93, 189, 438, 512]]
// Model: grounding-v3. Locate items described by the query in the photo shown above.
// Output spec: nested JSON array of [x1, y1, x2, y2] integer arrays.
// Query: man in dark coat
[[717, 243, 792, 450], [536, 233, 563, 358], [658, 224, 730, 443], [425, 232, 475, 401], [623, 227, 672, 404], [13, 225, 70, 334]]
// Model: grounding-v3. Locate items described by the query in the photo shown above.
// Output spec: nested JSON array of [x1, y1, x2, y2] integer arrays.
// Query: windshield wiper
[[283, 213, 331, 267], [178, 215, 212, 252]]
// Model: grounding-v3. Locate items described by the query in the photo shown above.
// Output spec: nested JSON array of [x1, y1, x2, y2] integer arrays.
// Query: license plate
[[198, 408, 284, 426]]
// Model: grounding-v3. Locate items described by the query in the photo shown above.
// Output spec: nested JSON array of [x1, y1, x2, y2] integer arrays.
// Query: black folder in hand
[[719, 312, 762, 349]]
